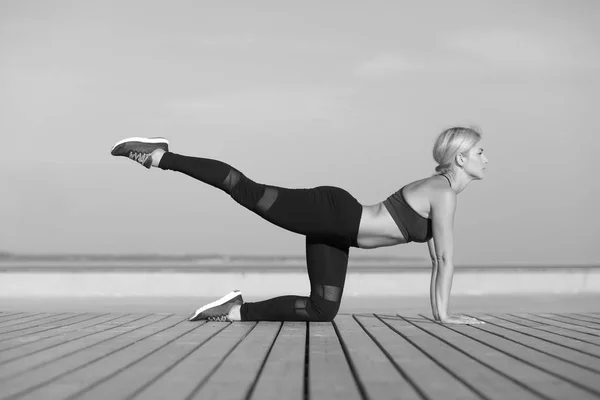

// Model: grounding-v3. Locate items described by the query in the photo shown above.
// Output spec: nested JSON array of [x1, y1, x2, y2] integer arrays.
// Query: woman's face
[[464, 142, 488, 179]]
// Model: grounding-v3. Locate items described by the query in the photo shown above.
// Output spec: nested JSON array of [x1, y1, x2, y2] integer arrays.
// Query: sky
[[1, 0, 599, 265]]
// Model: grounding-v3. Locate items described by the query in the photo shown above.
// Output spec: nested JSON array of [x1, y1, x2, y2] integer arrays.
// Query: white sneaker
[[110, 137, 169, 169], [188, 290, 243, 322]]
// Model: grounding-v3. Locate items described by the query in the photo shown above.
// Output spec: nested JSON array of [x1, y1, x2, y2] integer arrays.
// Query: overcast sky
[[1, 0, 598, 265]]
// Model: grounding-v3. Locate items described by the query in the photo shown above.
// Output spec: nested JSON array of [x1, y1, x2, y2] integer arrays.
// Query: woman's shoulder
[[401, 175, 456, 218], [405, 174, 454, 196], [426, 175, 457, 211]]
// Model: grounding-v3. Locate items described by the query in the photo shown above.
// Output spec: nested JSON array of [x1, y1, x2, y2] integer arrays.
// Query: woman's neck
[[442, 170, 473, 194]]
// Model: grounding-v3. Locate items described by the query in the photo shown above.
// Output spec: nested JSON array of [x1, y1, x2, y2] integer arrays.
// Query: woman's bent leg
[[158, 152, 362, 240], [240, 236, 349, 321]]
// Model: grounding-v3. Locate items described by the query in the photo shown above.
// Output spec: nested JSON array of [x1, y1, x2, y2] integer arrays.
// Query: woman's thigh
[[263, 185, 362, 240], [305, 236, 351, 303]]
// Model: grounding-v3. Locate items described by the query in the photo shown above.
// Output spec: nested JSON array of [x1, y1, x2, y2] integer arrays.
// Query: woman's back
[[356, 175, 452, 249]]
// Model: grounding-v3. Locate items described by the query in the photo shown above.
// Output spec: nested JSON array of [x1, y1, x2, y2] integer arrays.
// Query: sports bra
[[382, 174, 452, 243]]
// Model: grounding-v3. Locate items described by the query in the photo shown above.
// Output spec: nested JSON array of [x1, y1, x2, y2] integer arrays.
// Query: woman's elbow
[[436, 255, 451, 264]]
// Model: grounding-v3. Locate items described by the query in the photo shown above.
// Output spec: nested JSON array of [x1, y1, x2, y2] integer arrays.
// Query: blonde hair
[[433, 126, 482, 175]]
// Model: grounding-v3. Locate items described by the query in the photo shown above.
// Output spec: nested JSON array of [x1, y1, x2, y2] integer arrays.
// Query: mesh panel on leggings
[[223, 169, 241, 192], [294, 297, 310, 319], [256, 187, 279, 213], [312, 283, 343, 302]]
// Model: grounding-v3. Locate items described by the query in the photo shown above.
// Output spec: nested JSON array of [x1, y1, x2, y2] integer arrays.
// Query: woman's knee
[[227, 172, 280, 215], [228, 173, 264, 210], [312, 299, 341, 322]]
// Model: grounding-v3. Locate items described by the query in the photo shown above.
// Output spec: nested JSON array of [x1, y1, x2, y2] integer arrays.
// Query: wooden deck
[[1, 311, 600, 400]]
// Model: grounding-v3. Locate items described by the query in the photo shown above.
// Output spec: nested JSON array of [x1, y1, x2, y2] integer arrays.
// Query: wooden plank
[[498, 314, 600, 346], [391, 314, 541, 400], [131, 322, 255, 400], [0, 313, 125, 361], [0, 312, 26, 321], [0, 313, 106, 341], [250, 322, 305, 400], [429, 315, 600, 398], [72, 321, 226, 400], [0, 314, 83, 337], [19, 316, 195, 400], [479, 314, 600, 358], [0, 314, 147, 380], [358, 314, 475, 400], [0, 313, 63, 331], [0, 313, 42, 325], [566, 313, 600, 325], [334, 314, 420, 400], [468, 314, 600, 372], [0, 313, 67, 328], [0, 313, 114, 351], [518, 314, 600, 337], [407, 315, 548, 400], [537, 313, 600, 330], [581, 312, 600, 320], [309, 321, 362, 400], [193, 321, 281, 399], [0, 313, 170, 398]]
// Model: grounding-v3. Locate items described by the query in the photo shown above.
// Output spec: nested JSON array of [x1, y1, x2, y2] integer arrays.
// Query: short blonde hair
[[433, 126, 482, 174]]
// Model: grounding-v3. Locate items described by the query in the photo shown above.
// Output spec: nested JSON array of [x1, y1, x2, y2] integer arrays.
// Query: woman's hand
[[440, 314, 485, 325]]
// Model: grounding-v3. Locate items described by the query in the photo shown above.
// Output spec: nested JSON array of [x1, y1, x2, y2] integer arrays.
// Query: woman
[[111, 126, 487, 325]]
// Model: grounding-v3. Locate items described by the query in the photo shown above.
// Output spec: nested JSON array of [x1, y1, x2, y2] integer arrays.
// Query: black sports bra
[[382, 174, 452, 243]]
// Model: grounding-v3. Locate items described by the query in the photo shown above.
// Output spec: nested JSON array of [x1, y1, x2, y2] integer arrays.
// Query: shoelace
[[207, 315, 230, 322], [129, 151, 150, 165]]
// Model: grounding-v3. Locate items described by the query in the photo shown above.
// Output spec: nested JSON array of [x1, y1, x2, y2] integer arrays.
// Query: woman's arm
[[430, 190, 484, 325], [430, 189, 457, 322], [427, 239, 440, 320]]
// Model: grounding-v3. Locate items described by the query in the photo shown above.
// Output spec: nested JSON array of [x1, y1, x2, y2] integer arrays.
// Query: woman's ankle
[[151, 149, 166, 168], [228, 304, 242, 321]]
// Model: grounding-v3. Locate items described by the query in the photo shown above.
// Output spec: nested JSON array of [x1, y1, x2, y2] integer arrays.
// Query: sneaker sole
[[188, 290, 242, 321], [110, 137, 169, 153]]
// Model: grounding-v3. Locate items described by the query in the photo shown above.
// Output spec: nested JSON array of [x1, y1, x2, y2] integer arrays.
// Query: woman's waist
[[357, 203, 408, 243]]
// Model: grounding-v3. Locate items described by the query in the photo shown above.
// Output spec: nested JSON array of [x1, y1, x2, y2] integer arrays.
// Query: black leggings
[[159, 152, 363, 322]]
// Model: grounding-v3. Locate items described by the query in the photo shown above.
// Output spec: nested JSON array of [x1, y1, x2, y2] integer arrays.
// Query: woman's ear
[[455, 153, 465, 167]]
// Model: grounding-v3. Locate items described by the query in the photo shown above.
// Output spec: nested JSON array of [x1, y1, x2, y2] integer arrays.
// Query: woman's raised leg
[[156, 151, 363, 240], [111, 138, 362, 240]]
